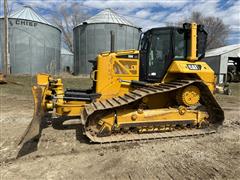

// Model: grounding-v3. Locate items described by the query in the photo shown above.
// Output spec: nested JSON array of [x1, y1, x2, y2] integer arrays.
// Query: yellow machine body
[[35, 58, 214, 117], [163, 61, 215, 92], [95, 50, 139, 99]]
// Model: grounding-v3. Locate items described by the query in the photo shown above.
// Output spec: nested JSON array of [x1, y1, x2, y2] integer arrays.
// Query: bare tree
[[186, 11, 229, 49], [52, 3, 90, 52]]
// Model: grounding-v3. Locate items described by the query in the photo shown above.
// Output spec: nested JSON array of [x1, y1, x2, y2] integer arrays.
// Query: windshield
[[174, 29, 186, 59], [140, 33, 148, 51], [148, 29, 171, 77]]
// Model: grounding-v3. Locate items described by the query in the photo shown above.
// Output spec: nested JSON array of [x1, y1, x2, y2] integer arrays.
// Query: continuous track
[[82, 80, 224, 143]]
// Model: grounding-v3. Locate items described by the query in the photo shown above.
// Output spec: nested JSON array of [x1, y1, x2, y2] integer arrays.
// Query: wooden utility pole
[[3, 0, 9, 75]]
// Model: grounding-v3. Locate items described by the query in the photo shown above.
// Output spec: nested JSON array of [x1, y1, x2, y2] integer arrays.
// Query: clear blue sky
[[0, 0, 239, 45]]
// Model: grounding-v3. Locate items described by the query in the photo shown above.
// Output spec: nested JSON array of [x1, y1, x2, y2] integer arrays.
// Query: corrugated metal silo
[[73, 8, 141, 74], [60, 48, 74, 73], [0, 6, 61, 75]]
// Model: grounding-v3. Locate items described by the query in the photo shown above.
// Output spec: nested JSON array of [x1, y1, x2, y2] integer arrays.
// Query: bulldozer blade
[[18, 86, 45, 145]]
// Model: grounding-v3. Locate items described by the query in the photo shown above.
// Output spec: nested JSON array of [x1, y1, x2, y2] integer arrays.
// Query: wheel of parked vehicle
[[227, 72, 234, 82]]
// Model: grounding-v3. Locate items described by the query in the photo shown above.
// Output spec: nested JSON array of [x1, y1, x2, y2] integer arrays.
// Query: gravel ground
[[0, 76, 239, 180]]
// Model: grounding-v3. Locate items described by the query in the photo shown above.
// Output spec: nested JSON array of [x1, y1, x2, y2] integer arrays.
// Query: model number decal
[[187, 64, 201, 70]]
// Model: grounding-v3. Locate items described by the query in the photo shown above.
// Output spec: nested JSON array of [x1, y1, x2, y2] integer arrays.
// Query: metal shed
[[60, 48, 74, 73], [203, 44, 240, 84], [73, 8, 142, 75], [0, 6, 61, 75]]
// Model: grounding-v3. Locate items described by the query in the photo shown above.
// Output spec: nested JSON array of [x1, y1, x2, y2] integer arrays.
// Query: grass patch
[[0, 75, 92, 97]]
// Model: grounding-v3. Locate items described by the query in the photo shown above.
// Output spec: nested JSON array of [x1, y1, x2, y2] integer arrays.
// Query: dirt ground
[[0, 75, 240, 180]]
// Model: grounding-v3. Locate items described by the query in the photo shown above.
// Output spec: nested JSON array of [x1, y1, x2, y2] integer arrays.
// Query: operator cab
[[139, 23, 207, 82]]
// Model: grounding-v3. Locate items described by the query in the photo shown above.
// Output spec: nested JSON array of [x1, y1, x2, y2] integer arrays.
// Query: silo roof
[[7, 6, 60, 30], [76, 8, 139, 28]]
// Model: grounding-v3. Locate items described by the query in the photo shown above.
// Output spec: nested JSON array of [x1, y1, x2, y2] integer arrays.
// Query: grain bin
[[0, 6, 61, 75], [73, 8, 141, 75], [60, 48, 74, 73]]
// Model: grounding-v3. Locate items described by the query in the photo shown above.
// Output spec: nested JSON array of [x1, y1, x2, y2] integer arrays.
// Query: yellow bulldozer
[[19, 23, 224, 145]]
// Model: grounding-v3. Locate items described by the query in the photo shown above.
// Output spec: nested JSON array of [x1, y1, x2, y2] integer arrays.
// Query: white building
[[204, 44, 240, 83]]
